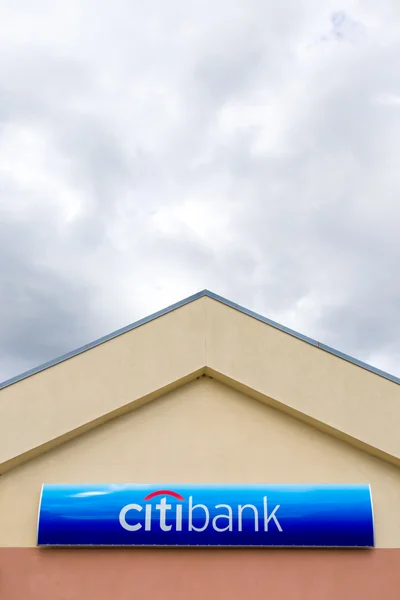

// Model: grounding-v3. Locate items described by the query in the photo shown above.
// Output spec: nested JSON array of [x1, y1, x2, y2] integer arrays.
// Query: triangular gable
[[1, 290, 399, 474]]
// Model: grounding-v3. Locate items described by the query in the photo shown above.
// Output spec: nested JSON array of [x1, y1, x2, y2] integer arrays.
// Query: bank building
[[0, 290, 399, 599]]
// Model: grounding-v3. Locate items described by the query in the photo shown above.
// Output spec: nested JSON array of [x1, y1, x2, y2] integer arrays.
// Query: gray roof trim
[[1, 289, 399, 390], [0, 290, 206, 391], [206, 290, 400, 385]]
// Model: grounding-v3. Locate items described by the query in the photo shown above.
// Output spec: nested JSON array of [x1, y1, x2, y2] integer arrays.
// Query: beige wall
[[0, 298, 206, 471], [1, 377, 399, 548], [1, 296, 400, 478], [205, 298, 400, 462]]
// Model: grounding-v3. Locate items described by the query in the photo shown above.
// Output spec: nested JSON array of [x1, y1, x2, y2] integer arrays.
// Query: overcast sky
[[1, 0, 400, 383]]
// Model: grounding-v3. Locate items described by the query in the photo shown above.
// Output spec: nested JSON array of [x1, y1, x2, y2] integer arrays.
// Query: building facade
[[0, 290, 400, 599]]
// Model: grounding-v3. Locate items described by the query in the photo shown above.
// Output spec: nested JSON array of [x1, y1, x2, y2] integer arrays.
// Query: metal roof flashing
[[0, 289, 399, 390]]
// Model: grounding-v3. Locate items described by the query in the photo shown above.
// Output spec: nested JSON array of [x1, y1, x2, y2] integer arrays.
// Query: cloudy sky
[[0, 0, 400, 383]]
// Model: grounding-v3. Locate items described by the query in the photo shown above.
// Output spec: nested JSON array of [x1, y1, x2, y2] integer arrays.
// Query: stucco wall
[[205, 297, 400, 461], [1, 548, 400, 600], [0, 377, 399, 547], [2, 296, 400, 476], [0, 298, 206, 470]]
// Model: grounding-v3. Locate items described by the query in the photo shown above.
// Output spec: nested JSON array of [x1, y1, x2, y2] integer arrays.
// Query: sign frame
[[37, 483, 375, 548]]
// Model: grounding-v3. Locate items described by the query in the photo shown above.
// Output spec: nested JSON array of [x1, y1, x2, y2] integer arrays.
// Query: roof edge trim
[[1, 289, 399, 391], [206, 291, 400, 385], [0, 290, 208, 391]]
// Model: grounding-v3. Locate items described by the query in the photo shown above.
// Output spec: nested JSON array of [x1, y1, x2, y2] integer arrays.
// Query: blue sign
[[37, 483, 374, 547]]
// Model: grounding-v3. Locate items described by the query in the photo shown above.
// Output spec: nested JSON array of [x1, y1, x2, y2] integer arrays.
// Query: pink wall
[[1, 548, 400, 600]]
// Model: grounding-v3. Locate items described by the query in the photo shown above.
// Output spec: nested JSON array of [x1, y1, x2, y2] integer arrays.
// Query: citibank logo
[[119, 489, 283, 533]]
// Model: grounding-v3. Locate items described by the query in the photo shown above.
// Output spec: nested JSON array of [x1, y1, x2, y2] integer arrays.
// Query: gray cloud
[[0, 208, 97, 369], [1, 0, 400, 383]]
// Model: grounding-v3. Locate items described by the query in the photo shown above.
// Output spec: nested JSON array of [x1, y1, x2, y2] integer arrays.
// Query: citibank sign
[[37, 483, 374, 547], [119, 489, 282, 534]]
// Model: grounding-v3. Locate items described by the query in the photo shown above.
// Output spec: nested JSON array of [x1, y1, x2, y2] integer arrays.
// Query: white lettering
[[212, 504, 233, 532], [120, 495, 284, 536], [176, 504, 183, 531], [188, 496, 210, 532], [119, 504, 142, 531], [145, 504, 152, 531], [156, 497, 172, 531], [263, 497, 282, 532], [238, 504, 259, 532]]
